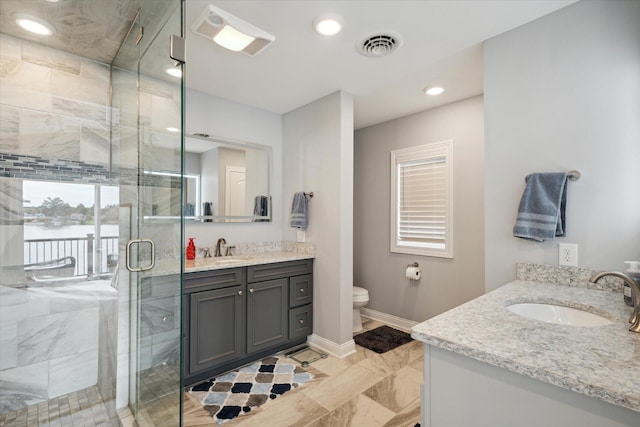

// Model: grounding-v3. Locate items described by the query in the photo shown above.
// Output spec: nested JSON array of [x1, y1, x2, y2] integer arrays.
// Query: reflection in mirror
[[144, 133, 271, 222]]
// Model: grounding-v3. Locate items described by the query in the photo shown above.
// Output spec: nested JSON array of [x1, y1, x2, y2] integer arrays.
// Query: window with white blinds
[[390, 140, 453, 258]]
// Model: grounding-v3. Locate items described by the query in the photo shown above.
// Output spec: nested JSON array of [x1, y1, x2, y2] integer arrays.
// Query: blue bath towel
[[290, 192, 308, 230], [513, 172, 568, 241]]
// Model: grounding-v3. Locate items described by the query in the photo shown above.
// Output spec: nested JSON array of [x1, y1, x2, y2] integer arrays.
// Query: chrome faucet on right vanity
[[590, 271, 640, 332]]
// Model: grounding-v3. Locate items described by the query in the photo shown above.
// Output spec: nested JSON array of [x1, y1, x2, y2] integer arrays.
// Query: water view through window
[[22, 181, 119, 278]]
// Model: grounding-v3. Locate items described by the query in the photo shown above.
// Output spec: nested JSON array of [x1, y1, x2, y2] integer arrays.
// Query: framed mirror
[[144, 134, 271, 222]]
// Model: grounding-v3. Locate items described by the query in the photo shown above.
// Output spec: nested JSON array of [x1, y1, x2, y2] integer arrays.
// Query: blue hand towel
[[290, 192, 308, 230], [252, 195, 269, 222], [513, 172, 568, 242]]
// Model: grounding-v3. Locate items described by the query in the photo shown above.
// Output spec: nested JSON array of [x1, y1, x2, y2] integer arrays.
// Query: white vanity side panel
[[421, 343, 430, 427], [425, 345, 639, 427]]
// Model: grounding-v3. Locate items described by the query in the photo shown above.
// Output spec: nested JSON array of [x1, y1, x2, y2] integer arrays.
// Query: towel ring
[[304, 192, 314, 198]]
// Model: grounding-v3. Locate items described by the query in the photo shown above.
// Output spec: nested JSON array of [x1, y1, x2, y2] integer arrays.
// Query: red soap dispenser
[[186, 238, 196, 260]]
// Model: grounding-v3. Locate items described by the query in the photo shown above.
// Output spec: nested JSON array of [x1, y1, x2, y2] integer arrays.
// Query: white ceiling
[[185, 0, 578, 129]]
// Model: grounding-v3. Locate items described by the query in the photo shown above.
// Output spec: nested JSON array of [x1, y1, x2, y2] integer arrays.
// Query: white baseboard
[[360, 307, 418, 332], [307, 334, 356, 359]]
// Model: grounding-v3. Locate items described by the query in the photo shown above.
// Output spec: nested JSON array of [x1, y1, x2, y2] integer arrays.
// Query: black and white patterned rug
[[188, 355, 314, 424]]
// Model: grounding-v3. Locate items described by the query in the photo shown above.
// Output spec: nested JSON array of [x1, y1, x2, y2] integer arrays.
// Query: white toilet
[[352, 286, 370, 332]]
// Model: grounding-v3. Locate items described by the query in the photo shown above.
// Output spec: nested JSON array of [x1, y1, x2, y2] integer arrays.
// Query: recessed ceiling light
[[166, 127, 180, 133], [164, 65, 182, 78], [313, 15, 343, 36], [14, 14, 55, 36], [424, 86, 445, 96], [44, 0, 60, 3]]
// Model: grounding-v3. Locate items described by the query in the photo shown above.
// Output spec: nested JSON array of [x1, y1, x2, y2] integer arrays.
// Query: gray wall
[[283, 91, 355, 348], [185, 89, 284, 246], [484, 0, 640, 290], [354, 96, 484, 322]]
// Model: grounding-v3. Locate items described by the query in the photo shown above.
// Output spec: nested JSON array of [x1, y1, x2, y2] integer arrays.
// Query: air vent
[[358, 33, 401, 57]]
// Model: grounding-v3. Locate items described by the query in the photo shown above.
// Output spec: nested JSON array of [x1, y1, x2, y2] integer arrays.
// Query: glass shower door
[[112, 1, 184, 425]]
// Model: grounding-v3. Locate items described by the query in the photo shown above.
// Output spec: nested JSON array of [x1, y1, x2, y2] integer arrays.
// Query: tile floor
[[0, 385, 118, 427], [183, 318, 423, 427], [0, 318, 422, 427]]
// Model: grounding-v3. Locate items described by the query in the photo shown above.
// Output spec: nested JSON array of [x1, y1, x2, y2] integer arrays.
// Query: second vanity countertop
[[411, 280, 640, 413]]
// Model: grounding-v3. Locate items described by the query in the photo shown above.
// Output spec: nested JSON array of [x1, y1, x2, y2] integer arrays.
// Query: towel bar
[[304, 192, 314, 198], [567, 170, 580, 181]]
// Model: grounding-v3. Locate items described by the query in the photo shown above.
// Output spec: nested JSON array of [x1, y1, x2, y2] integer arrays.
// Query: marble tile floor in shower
[[0, 385, 118, 427], [183, 318, 423, 427]]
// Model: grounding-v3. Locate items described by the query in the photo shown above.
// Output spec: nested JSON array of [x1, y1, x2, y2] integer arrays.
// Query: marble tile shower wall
[[0, 35, 110, 166], [0, 280, 117, 414], [0, 34, 114, 415], [0, 33, 182, 187]]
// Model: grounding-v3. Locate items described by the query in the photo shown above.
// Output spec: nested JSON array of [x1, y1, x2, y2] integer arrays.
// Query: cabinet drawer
[[184, 268, 244, 294], [289, 274, 313, 308], [289, 305, 313, 340], [247, 259, 313, 283]]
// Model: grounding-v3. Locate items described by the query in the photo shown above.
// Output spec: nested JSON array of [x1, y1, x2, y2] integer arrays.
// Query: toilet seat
[[353, 286, 369, 303]]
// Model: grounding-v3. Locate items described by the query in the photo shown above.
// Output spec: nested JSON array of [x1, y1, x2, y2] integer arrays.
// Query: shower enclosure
[[0, 1, 184, 425]]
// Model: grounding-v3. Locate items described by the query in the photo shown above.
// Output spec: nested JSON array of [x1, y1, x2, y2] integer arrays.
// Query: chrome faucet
[[215, 238, 226, 257], [199, 247, 212, 258], [589, 271, 640, 332]]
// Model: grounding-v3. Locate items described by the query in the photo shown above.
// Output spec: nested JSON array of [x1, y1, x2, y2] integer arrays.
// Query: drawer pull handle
[[249, 288, 255, 293], [300, 288, 304, 293], [238, 290, 243, 295], [299, 319, 304, 324]]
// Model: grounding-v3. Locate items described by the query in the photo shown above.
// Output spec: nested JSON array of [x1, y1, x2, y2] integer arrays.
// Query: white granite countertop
[[144, 242, 315, 276], [411, 280, 640, 412], [184, 251, 314, 273]]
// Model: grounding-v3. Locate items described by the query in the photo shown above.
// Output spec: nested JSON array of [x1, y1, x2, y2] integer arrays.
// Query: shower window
[[390, 140, 454, 258], [22, 180, 119, 277]]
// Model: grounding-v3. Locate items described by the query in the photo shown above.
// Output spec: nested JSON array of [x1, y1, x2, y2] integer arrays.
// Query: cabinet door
[[246, 278, 288, 354], [189, 286, 243, 375]]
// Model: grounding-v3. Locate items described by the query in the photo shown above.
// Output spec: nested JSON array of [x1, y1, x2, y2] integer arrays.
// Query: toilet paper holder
[[406, 262, 419, 268]]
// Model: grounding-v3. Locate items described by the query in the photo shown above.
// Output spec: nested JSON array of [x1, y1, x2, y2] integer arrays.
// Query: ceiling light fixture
[[191, 5, 275, 56], [14, 13, 55, 36], [313, 15, 343, 36], [164, 65, 182, 78], [166, 127, 180, 133], [424, 86, 445, 96]]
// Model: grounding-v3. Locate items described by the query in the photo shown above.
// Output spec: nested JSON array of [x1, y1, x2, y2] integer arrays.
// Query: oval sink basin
[[506, 303, 612, 327]]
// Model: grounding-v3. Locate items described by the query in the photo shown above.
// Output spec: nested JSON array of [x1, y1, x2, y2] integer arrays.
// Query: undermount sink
[[506, 303, 613, 327], [211, 255, 254, 265]]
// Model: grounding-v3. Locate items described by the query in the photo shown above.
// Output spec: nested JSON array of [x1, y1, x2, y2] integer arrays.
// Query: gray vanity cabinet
[[184, 268, 245, 379], [189, 286, 243, 373], [247, 259, 314, 342], [184, 259, 313, 386], [246, 278, 288, 354]]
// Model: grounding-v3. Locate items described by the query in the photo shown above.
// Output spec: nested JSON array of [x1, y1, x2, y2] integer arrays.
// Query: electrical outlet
[[558, 243, 578, 267]]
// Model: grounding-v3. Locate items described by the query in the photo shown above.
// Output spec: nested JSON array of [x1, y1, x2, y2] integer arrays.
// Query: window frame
[[390, 140, 454, 259]]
